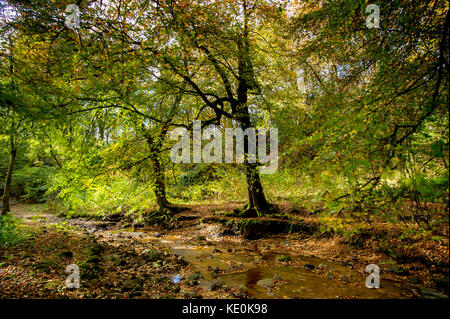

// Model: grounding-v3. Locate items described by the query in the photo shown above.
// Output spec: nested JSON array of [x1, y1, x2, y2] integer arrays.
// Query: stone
[[200, 279, 223, 291], [304, 263, 315, 270], [266, 291, 279, 297], [187, 271, 204, 282], [257, 278, 275, 288]]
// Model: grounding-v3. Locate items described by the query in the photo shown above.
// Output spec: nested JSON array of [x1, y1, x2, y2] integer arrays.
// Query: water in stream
[[10, 205, 422, 299], [129, 231, 412, 299]]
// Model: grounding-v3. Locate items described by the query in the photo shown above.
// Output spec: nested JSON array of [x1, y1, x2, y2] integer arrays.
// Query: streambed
[[120, 230, 412, 299], [12, 206, 415, 299]]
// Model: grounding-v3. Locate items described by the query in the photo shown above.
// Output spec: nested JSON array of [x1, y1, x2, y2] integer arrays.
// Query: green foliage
[[0, 0, 447, 235], [0, 215, 25, 247], [13, 165, 55, 202], [402, 172, 449, 203]]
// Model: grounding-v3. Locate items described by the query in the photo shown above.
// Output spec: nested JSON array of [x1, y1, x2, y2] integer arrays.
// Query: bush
[[0, 215, 25, 247], [402, 172, 449, 203], [13, 165, 55, 202]]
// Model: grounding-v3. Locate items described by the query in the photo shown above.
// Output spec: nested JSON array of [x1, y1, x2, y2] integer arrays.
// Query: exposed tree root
[[143, 203, 190, 226], [233, 202, 279, 218]]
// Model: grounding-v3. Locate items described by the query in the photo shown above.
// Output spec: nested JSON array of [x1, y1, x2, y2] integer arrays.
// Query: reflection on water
[[118, 229, 411, 299]]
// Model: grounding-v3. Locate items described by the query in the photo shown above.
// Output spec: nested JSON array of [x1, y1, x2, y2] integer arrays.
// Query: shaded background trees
[[0, 0, 447, 232]]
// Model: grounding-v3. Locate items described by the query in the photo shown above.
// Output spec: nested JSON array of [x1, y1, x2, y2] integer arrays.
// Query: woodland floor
[[0, 202, 448, 299]]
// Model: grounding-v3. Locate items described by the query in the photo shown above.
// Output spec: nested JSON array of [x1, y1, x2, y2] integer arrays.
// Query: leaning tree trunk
[[2, 147, 17, 215]]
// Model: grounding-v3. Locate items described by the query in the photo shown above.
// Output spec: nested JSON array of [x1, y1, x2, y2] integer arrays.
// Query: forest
[[0, 0, 448, 301]]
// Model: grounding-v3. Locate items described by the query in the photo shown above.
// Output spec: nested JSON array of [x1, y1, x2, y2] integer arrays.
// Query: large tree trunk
[[147, 134, 171, 213], [150, 146, 169, 211], [1, 147, 17, 215], [244, 161, 270, 216], [235, 12, 270, 217], [145, 93, 183, 215], [239, 109, 270, 217]]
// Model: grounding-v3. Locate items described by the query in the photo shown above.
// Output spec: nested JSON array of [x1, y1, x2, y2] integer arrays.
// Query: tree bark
[[235, 11, 270, 217], [1, 147, 17, 215], [239, 111, 270, 217], [147, 133, 171, 213], [150, 146, 169, 211]]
